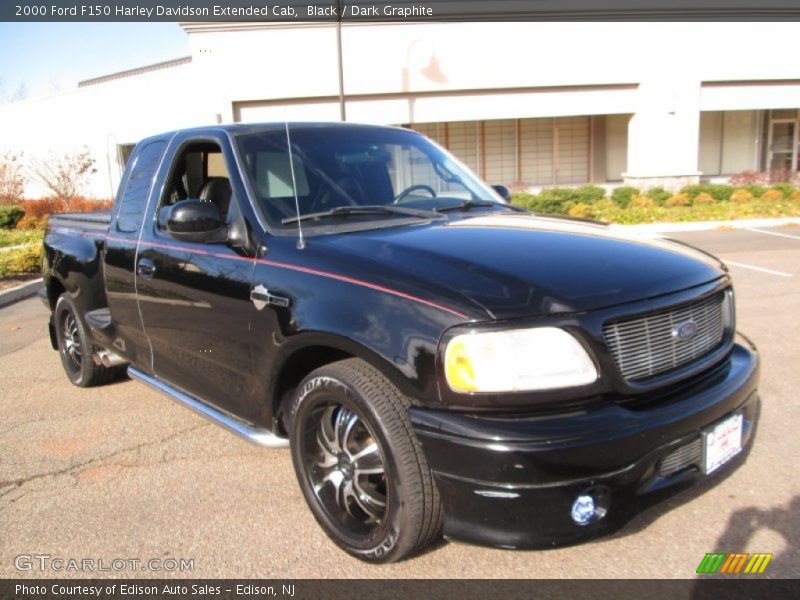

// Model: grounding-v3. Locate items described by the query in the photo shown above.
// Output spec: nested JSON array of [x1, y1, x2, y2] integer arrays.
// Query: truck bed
[[49, 210, 112, 230]]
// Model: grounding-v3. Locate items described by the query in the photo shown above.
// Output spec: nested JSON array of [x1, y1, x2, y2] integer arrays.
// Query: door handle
[[137, 258, 156, 279]]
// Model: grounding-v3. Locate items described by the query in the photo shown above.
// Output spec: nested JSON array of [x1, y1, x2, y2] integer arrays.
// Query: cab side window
[[159, 141, 233, 228], [116, 140, 166, 234]]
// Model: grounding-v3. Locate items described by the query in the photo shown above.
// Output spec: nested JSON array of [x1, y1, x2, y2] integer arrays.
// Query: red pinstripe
[[49, 226, 468, 319]]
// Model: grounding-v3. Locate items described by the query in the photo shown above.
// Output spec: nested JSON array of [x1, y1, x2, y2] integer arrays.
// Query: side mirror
[[491, 184, 511, 201], [164, 199, 228, 243]]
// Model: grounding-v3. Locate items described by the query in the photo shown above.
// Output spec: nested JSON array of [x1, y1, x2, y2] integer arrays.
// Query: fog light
[[571, 494, 604, 526]]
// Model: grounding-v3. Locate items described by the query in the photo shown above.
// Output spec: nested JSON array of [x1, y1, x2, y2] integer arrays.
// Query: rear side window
[[116, 140, 166, 233]]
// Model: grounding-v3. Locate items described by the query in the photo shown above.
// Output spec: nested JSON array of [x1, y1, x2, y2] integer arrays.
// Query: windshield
[[235, 125, 504, 229]]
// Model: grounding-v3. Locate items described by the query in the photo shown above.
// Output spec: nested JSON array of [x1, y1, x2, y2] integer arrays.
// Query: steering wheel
[[393, 184, 437, 204]]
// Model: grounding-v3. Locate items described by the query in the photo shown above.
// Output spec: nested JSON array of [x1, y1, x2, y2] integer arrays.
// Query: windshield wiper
[[282, 204, 441, 225], [437, 200, 528, 213], [436, 200, 500, 212]]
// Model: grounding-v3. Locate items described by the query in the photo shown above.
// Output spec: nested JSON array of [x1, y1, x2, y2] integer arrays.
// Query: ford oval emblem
[[673, 320, 698, 341]]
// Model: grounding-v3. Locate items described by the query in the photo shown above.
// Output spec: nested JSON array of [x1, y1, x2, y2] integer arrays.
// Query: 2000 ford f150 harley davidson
[[41, 123, 759, 562]]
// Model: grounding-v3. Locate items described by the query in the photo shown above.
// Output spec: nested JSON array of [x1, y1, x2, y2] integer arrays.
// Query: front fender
[[249, 255, 469, 424]]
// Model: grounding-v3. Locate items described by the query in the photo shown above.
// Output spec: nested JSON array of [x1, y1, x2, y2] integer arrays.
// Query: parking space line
[[745, 227, 800, 240], [724, 260, 793, 278]]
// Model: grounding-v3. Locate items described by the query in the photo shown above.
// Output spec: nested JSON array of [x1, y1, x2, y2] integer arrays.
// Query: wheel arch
[[267, 333, 423, 433]]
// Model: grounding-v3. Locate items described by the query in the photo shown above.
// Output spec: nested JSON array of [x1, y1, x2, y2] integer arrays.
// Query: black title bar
[[5, 0, 800, 22], [2, 579, 800, 600]]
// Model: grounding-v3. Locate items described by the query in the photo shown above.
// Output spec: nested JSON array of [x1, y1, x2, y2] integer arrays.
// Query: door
[[104, 138, 167, 371], [135, 134, 260, 419], [767, 118, 797, 172]]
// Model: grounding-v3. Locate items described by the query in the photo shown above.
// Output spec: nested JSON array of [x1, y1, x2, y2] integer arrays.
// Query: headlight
[[444, 327, 597, 393]]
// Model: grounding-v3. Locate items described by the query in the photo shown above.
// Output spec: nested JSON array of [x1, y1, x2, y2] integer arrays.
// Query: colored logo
[[696, 552, 773, 574], [673, 320, 698, 341]]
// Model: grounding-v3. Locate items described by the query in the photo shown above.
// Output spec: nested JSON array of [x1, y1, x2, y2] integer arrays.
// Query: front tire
[[289, 358, 442, 563], [54, 294, 118, 387]]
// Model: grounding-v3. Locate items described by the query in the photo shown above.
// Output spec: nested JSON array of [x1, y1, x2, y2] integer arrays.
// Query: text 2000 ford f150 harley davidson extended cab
[[41, 123, 759, 562]]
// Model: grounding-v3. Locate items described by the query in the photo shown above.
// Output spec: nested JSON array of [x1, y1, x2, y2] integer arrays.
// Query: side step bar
[[128, 367, 290, 448]]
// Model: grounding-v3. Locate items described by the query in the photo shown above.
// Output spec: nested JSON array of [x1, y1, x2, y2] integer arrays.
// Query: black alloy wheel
[[54, 294, 119, 387], [289, 358, 443, 563]]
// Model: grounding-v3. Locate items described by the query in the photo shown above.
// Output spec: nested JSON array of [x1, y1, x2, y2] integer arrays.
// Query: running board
[[128, 367, 290, 448]]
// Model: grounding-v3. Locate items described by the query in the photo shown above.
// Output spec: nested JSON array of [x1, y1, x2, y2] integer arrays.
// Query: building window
[[407, 115, 626, 188], [699, 110, 760, 176]]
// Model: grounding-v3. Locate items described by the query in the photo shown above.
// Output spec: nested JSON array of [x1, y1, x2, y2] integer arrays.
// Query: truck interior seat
[[198, 177, 232, 221]]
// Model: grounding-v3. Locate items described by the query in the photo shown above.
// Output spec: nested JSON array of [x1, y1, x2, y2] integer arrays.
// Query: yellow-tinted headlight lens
[[444, 327, 597, 393], [444, 338, 477, 392]]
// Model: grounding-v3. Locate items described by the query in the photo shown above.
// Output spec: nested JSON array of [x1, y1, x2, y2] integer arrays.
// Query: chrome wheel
[[306, 403, 388, 530], [61, 311, 83, 371]]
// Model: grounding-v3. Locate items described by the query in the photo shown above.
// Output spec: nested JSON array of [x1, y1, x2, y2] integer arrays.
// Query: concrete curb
[[0, 278, 44, 309], [610, 216, 800, 234]]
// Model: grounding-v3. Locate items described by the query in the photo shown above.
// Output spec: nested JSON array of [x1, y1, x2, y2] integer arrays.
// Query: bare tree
[[31, 148, 97, 208], [0, 79, 28, 103], [11, 82, 27, 102], [0, 151, 26, 204]]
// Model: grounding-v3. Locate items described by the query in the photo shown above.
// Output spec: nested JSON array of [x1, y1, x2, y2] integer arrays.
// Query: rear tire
[[54, 294, 119, 387], [289, 358, 443, 563]]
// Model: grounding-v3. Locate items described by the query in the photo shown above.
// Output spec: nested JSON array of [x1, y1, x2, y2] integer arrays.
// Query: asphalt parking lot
[[0, 225, 798, 579]]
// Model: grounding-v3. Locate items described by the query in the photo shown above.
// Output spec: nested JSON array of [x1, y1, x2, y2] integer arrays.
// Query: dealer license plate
[[703, 413, 743, 474]]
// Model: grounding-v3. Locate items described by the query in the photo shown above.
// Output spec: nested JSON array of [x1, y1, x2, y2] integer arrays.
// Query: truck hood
[[315, 213, 727, 320]]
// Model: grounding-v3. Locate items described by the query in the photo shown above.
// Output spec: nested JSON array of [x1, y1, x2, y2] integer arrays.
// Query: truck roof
[[137, 121, 414, 146]]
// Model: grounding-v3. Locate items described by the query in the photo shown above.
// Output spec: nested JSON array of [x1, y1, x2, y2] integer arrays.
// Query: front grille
[[603, 292, 728, 381], [658, 438, 703, 477]]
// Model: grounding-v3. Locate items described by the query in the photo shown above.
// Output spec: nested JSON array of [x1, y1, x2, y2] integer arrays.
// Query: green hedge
[[509, 181, 800, 224], [513, 185, 606, 213], [0, 244, 42, 278], [0, 205, 24, 229], [611, 186, 639, 208]]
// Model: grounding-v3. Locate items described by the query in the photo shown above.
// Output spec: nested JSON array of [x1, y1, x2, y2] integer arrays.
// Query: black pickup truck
[[41, 123, 760, 562]]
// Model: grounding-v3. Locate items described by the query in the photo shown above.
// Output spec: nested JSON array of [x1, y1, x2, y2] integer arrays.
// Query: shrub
[[742, 184, 767, 198], [761, 188, 785, 201], [630, 195, 656, 208], [680, 184, 733, 202], [729, 170, 796, 185], [0, 151, 26, 204], [16, 215, 45, 230], [0, 229, 43, 250], [510, 192, 535, 210], [71, 197, 113, 212], [0, 243, 41, 277], [730, 189, 754, 203], [21, 197, 66, 220], [527, 188, 578, 214], [792, 190, 800, 201], [666, 193, 691, 207], [0, 205, 24, 229], [594, 198, 617, 212], [568, 202, 595, 219], [694, 192, 716, 205], [574, 185, 606, 204], [611, 186, 639, 208], [770, 183, 794, 198], [646, 187, 672, 206], [729, 171, 765, 185], [705, 184, 734, 202]]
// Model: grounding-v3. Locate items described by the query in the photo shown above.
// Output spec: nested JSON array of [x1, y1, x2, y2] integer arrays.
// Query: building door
[[766, 117, 797, 172]]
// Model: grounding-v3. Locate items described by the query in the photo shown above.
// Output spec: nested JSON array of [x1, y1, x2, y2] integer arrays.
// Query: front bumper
[[409, 340, 760, 549]]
